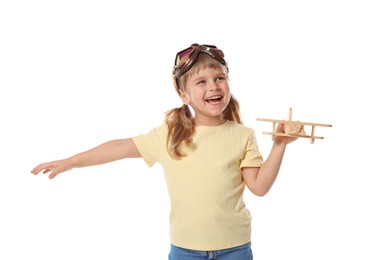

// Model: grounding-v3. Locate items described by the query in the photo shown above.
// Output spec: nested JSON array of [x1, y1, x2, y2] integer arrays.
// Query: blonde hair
[[165, 53, 242, 159]]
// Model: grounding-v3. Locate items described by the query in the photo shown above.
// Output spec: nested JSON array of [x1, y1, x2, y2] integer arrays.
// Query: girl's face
[[180, 66, 231, 126]]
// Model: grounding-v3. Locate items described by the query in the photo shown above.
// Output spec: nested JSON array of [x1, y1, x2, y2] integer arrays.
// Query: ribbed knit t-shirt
[[132, 120, 263, 251]]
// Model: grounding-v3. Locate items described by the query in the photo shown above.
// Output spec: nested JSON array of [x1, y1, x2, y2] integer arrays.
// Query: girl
[[31, 43, 296, 260]]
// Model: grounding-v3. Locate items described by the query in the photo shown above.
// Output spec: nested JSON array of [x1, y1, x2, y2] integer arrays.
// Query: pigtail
[[165, 104, 195, 159], [223, 95, 242, 124]]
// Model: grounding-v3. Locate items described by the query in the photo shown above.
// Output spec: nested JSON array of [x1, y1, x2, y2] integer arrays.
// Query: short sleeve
[[240, 129, 264, 169], [132, 123, 167, 167]]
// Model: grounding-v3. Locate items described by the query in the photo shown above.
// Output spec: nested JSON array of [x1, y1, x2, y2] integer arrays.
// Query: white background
[[1, 0, 389, 259]]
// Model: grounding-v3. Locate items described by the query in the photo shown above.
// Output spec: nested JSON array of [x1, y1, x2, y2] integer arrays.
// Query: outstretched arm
[[31, 138, 141, 179], [242, 123, 296, 196]]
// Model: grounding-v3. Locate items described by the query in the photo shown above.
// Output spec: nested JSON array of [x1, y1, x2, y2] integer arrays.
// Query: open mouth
[[205, 95, 223, 104]]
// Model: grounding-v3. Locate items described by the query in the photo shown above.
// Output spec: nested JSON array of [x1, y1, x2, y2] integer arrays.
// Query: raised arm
[[242, 123, 296, 196], [31, 138, 141, 179]]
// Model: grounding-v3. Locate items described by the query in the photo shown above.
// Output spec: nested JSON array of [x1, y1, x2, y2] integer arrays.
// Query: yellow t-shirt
[[133, 120, 263, 251]]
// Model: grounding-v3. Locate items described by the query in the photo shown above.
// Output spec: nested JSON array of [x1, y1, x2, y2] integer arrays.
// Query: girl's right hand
[[31, 159, 72, 179]]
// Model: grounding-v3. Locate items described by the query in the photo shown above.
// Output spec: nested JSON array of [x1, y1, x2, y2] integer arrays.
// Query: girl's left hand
[[274, 122, 297, 145]]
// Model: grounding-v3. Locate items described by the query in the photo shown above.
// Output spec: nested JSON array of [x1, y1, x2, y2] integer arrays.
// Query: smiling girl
[[31, 43, 296, 259]]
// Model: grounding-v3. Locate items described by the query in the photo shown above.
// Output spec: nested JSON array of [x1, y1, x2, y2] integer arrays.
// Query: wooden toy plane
[[256, 108, 332, 144]]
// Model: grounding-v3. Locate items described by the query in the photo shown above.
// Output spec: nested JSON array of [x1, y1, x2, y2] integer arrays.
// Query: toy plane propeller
[[256, 108, 332, 144]]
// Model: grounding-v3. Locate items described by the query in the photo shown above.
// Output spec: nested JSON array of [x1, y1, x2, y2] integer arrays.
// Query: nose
[[209, 81, 221, 91]]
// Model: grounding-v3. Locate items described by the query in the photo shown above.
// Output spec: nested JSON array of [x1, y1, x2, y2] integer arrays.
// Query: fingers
[[31, 163, 51, 174], [276, 122, 285, 133], [31, 162, 59, 178], [274, 122, 298, 144], [48, 171, 60, 179]]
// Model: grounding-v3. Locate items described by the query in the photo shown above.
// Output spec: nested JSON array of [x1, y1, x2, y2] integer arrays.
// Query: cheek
[[190, 88, 205, 100], [222, 85, 231, 96]]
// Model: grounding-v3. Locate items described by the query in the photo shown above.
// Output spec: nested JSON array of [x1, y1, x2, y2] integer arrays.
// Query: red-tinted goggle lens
[[173, 44, 227, 78]]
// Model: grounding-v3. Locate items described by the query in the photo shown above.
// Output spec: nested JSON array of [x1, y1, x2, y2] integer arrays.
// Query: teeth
[[206, 96, 222, 101]]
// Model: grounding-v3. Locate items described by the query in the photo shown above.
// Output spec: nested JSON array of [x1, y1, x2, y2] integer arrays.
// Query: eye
[[196, 80, 206, 85], [216, 76, 226, 82]]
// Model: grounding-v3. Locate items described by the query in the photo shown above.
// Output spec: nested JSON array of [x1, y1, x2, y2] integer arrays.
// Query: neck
[[194, 117, 227, 127]]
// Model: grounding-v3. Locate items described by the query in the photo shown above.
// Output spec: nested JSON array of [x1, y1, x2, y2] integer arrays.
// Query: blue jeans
[[168, 242, 253, 260]]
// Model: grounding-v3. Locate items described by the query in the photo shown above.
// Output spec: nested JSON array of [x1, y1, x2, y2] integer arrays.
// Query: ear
[[179, 89, 190, 105]]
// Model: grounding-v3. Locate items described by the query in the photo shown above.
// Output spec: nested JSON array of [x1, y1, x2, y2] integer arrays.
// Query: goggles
[[172, 43, 228, 79]]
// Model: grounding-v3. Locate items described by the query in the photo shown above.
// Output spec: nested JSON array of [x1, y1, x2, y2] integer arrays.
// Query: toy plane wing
[[256, 108, 332, 144]]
